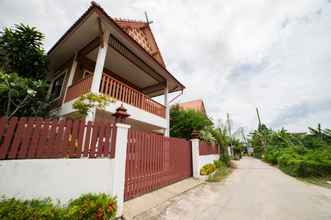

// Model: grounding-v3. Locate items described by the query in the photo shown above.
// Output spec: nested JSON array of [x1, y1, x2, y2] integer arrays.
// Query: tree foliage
[[0, 24, 48, 79], [170, 105, 212, 139], [0, 71, 49, 117], [72, 93, 114, 119], [0, 24, 49, 117]]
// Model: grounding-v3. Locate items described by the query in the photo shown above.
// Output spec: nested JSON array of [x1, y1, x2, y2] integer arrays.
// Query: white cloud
[[0, 0, 330, 133]]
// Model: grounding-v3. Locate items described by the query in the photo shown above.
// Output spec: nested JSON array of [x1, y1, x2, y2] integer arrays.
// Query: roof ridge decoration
[[113, 17, 146, 23], [112, 16, 166, 67]]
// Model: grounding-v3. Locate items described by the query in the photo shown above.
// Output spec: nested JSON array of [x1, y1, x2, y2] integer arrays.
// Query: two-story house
[[47, 2, 185, 136]]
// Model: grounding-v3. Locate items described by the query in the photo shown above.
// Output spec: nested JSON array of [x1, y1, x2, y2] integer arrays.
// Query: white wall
[[0, 158, 114, 203], [60, 99, 167, 129], [198, 154, 220, 171]]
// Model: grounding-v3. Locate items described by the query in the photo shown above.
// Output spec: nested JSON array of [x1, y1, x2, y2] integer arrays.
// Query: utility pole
[[227, 113, 231, 138], [256, 107, 262, 130], [240, 128, 247, 144], [227, 113, 233, 156]]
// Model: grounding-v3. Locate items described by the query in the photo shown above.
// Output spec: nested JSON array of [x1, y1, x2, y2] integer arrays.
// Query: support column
[[85, 107, 96, 122], [111, 106, 130, 217], [164, 84, 170, 137], [191, 130, 200, 178], [62, 53, 78, 103], [90, 30, 110, 93]]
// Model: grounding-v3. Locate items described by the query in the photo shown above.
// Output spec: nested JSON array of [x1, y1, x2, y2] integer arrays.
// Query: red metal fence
[[124, 129, 192, 201], [0, 117, 116, 159], [199, 141, 219, 155]]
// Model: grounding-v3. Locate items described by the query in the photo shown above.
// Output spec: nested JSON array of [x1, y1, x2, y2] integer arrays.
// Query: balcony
[[64, 74, 166, 118]]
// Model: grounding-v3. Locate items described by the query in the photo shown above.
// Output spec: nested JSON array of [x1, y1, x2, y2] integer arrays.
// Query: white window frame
[[82, 69, 93, 79], [49, 70, 67, 102]]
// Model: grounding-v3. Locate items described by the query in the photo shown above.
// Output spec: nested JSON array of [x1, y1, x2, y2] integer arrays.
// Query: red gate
[[124, 129, 192, 201]]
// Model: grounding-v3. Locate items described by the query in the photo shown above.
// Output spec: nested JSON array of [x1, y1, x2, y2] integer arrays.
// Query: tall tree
[[170, 105, 212, 139], [0, 24, 48, 79], [0, 24, 49, 117]]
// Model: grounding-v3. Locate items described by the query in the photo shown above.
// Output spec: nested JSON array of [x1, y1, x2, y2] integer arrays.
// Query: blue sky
[[1, 0, 330, 133]]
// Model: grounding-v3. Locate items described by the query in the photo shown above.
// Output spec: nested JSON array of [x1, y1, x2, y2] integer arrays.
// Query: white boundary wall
[[0, 158, 114, 203], [0, 122, 130, 217], [198, 154, 219, 171], [191, 138, 219, 179]]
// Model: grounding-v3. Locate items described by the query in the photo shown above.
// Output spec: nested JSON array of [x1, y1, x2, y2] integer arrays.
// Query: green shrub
[[213, 160, 222, 169], [200, 163, 216, 176], [207, 162, 231, 182], [219, 154, 231, 167], [264, 147, 282, 165], [276, 147, 331, 177], [0, 193, 116, 220], [0, 198, 64, 220], [65, 193, 116, 220]]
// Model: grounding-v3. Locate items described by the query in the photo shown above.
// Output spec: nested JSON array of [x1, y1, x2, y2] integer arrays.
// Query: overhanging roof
[[47, 1, 185, 96]]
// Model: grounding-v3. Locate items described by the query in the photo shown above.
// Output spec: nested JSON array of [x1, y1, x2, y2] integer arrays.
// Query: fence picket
[[0, 117, 18, 159], [0, 117, 8, 139], [28, 118, 42, 158], [8, 117, 26, 159], [18, 117, 35, 158]]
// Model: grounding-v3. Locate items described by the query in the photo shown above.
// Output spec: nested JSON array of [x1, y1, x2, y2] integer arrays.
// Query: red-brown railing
[[100, 74, 166, 118], [64, 76, 93, 102], [124, 129, 192, 201], [199, 141, 219, 155], [0, 117, 116, 159]]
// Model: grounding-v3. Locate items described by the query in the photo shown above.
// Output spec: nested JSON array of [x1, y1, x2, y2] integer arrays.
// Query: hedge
[[0, 193, 116, 220], [264, 146, 331, 177]]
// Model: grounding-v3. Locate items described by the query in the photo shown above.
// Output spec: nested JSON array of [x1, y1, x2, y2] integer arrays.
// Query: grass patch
[[207, 164, 232, 182], [298, 176, 331, 189]]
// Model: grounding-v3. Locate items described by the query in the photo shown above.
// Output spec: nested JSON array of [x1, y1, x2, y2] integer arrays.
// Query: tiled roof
[[178, 100, 207, 115]]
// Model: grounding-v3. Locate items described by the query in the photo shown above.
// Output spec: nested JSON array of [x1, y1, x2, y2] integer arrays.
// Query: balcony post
[[62, 53, 78, 103], [90, 29, 110, 94], [164, 83, 170, 137]]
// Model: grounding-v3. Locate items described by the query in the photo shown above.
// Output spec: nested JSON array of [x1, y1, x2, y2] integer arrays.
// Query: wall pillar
[[164, 84, 169, 137], [191, 130, 200, 178], [90, 30, 110, 93], [111, 105, 130, 217]]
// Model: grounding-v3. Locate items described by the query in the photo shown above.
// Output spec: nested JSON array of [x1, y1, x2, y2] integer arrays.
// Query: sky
[[1, 0, 331, 133]]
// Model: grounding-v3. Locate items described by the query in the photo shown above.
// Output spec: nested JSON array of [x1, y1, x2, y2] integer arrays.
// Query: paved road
[[135, 157, 331, 220]]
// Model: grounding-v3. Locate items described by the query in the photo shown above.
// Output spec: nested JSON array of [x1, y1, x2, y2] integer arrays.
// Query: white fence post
[[112, 122, 130, 217], [111, 105, 131, 217], [191, 131, 200, 178]]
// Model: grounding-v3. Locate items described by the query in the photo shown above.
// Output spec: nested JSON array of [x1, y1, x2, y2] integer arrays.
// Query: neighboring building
[[47, 2, 184, 136], [177, 99, 207, 116]]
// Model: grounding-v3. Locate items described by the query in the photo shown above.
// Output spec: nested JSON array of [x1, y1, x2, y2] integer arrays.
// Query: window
[[83, 70, 93, 79], [50, 73, 65, 100]]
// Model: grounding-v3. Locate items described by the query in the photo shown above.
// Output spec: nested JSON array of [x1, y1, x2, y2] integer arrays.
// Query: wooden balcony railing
[[64, 74, 166, 118], [100, 74, 166, 118], [64, 76, 93, 102]]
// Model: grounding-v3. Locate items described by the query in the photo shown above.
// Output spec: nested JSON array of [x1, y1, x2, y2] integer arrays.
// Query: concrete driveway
[[134, 157, 331, 220]]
